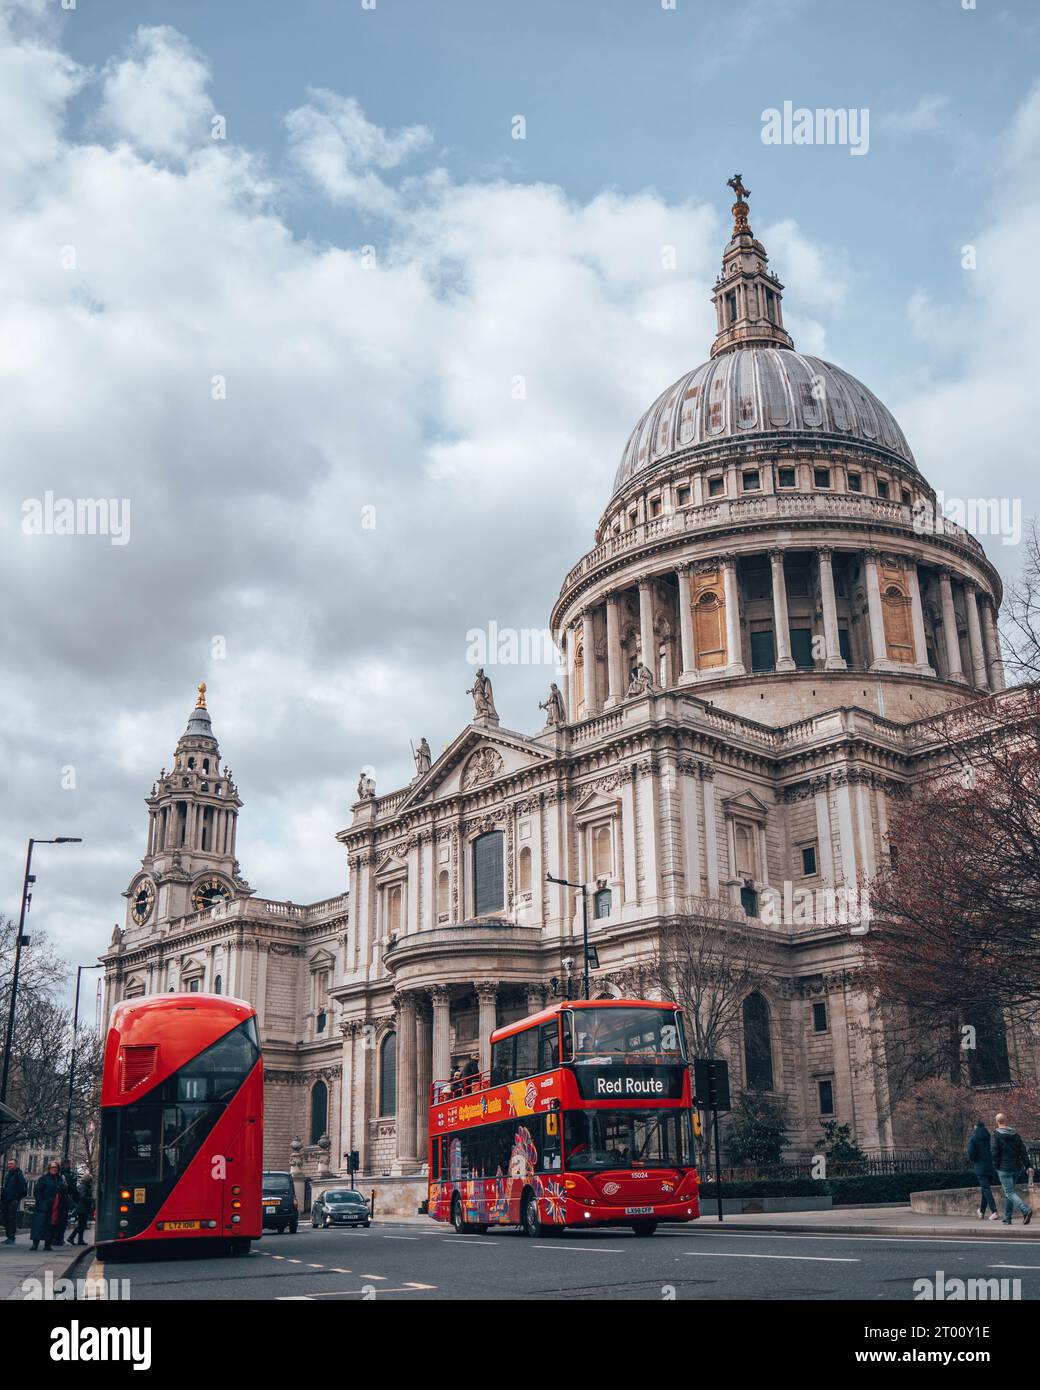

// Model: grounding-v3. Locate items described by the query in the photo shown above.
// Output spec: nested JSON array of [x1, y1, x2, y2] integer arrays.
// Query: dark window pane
[[473, 832, 504, 916], [743, 993, 774, 1089], [812, 1001, 828, 1033], [593, 888, 612, 919], [514, 1028, 539, 1078], [310, 1081, 328, 1143], [790, 628, 814, 669], [379, 1034, 397, 1116], [750, 630, 775, 672], [819, 1079, 834, 1115], [802, 845, 818, 876]]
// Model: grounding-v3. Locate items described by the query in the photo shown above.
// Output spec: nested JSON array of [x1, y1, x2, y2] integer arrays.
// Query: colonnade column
[[638, 580, 656, 677], [980, 597, 1005, 691], [392, 991, 418, 1172], [476, 981, 498, 1074], [582, 608, 601, 715], [677, 564, 696, 680], [605, 594, 624, 706], [817, 547, 847, 670], [768, 549, 795, 672], [938, 568, 966, 683], [415, 996, 432, 1161], [907, 561, 933, 670], [963, 581, 989, 690], [721, 555, 746, 675], [431, 984, 452, 1085], [863, 550, 889, 669]]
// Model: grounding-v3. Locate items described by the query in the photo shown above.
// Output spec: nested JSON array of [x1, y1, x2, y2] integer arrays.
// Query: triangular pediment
[[573, 788, 621, 821], [308, 947, 337, 969], [374, 851, 409, 879], [396, 722, 556, 811], [720, 788, 770, 818]]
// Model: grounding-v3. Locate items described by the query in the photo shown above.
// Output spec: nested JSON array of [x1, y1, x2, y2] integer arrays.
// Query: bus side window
[[514, 1027, 538, 1078], [538, 1021, 558, 1072], [560, 1012, 574, 1063], [491, 1036, 514, 1086], [542, 1111, 561, 1171]]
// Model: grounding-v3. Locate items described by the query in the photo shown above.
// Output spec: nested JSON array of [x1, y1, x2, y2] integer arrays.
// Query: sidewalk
[[0, 1234, 94, 1300], [708, 1205, 1040, 1239]]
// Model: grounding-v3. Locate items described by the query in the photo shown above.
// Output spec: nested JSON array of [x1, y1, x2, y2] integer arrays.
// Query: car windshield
[[568, 1007, 685, 1061], [325, 1191, 363, 1204], [563, 1109, 694, 1170], [262, 1175, 292, 1194]]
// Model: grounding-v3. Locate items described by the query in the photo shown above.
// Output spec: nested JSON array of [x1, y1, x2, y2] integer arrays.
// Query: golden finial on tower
[[727, 173, 751, 234], [196, 681, 207, 709]]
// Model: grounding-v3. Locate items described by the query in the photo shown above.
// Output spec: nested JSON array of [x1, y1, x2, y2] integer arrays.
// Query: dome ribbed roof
[[614, 347, 915, 496]]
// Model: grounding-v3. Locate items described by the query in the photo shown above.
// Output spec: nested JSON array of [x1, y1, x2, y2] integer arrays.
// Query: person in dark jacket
[[966, 1121, 1001, 1220], [992, 1112, 1034, 1225], [70, 1171, 93, 1246], [30, 1161, 70, 1251], [54, 1158, 76, 1247], [2, 1159, 28, 1243]]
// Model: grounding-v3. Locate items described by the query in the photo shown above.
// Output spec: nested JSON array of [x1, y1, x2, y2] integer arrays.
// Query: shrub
[[697, 1170, 971, 1205]]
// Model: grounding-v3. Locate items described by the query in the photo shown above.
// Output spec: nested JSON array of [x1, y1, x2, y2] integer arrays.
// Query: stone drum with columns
[[102, 182, 1031, 1189]]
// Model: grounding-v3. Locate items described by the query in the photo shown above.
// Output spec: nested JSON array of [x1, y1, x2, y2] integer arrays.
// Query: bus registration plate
[[625, 1206, 653, 1216], [164, 1220, 201, 1231]]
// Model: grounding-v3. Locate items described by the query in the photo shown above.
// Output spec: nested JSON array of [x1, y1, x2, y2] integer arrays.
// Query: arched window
[[591, 823, 613, 879], [969, 1006, 1012, 1086], [472, 831, 504, 916], [437, 869, 450, 921], [386, 885, 402, 935], [743, 992, 774, 1090], [379, 1033, 397, 1116], [518, 846, 532, 895], [309, 1079, 328, 1144], [213, 975, 222, 995]]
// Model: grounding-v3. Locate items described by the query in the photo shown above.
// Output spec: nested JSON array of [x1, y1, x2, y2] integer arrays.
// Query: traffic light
[[693, 1057, 731, 1112]]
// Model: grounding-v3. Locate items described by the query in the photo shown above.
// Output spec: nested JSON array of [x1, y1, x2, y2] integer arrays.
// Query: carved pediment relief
[[461, 745, 505, 789]]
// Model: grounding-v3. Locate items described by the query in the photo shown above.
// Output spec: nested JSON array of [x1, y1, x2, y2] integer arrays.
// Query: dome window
[[742, 469, 761, 492], [708, 475, 725, 498], [901, 488, 911, 506], [876, 478, 890, 499], [813, 467, 831, 489], [778, 467, 797, 488], [847, 472, 862, 492], [676, 486, 691, 506]]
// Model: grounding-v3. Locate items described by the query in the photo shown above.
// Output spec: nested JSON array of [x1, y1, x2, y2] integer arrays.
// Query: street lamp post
[[546, 871, 596, 1001], [63, 963, 102, 1162], [1, 837, 83, 1107]]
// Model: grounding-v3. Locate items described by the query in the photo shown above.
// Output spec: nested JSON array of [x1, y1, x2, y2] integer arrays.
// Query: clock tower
[[122, 683, 252, 937]]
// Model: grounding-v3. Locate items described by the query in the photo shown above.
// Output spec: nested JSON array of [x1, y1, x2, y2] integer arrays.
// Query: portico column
[[431, 984, 451, 1085], [980, 597, 1005, 691], [938, 569, 966, 683], [907, 561, 933, 671], [863, 550, 889, 669], [638, 579, 655, 675], [415, 995, 432, 1161], [392, 992, 418, 1171], [817, 548, 847, 670], [563, 626, 574, 715], [582, 608, 601, 715], [768, 549, 795, 672], [677, 564, 696, 679], [527, 983, 547, 1016], [721, 555, 746, 675], [476, 981, 498, 1074], [964, 582, 989, 690], [605, 594, 624, 706]]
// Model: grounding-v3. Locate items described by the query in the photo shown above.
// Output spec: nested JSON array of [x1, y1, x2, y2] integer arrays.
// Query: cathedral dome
[[614, 347, 916, 497]]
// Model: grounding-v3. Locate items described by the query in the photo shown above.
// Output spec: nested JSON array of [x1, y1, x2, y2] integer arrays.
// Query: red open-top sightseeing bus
[[427, 998, 699, 1236], [96, 993, 263, 1253]]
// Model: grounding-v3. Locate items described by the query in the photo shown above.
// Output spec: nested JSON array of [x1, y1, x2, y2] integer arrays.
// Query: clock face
[[131, 879, 155, 925], [192, 878, 230, 912]]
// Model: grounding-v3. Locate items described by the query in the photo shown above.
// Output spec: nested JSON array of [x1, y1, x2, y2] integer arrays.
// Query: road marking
[[281, 1286, 437, 1298], [531, 1251, 622, 1262], [683, 1250, 858, 1262], [359, 1273, 387, 1280], [669, 1230, 1040, 1248], [442, 1238, 500, 1246], [380, 1235, 419, 1241], [331, 1268, 352, 1274], [307, 1263, 325, 1268], [990, 1263, 1040, 1269], [404, 1281, 437, 1289], [286, 1258, 303, 1264]]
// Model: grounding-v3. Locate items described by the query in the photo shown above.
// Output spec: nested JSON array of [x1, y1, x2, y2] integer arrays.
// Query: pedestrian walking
[[2, 1159, 28, 1243], [966, 1120, 1001, 1220], [992, 1112, 1034, 1226], [30, 1161, 71, 1252], [70, 1170, 93, 1246], [54, 1157, 76, 1247]]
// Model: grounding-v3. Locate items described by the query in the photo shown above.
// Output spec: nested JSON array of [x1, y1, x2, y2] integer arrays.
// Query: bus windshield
[[568, 1007, 685, 1062], [564, 1109, 694, 1170]]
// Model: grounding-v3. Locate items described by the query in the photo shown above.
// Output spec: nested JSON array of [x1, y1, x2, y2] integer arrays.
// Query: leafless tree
[[1002, 517, 1040, 682]]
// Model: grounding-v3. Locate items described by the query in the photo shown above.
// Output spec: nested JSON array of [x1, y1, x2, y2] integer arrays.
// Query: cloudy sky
[[3, 0, 1040, 981]]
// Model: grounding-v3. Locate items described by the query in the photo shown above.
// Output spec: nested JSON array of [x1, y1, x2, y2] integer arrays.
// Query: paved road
[[91, 1220, 1040, 1301]]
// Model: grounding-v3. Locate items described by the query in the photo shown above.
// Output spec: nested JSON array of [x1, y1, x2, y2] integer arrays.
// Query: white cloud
[[879, 94, 949, 135], [285, 89, 432, 213], [96, 25, 213, 161]]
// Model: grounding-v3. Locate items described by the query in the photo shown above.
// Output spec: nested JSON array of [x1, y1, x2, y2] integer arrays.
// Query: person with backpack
[[991, 1112, 1034, 1226], [967, 1120, 1001, 1221]]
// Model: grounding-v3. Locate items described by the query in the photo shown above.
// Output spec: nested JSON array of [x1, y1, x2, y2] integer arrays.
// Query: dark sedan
[[311, 1189, 371, 1229]]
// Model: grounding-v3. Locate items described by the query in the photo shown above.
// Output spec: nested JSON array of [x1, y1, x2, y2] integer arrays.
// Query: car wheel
[[631, 1220, 658, 1237], [521, 1192, 545, 1239], [363, 1222, 370, 1229], [289, 1217, 298, 1234]]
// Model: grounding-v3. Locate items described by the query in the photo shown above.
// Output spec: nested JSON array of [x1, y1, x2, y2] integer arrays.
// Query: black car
[[262, 1171, 299, 1233], [311, 1189, 371, 1229]]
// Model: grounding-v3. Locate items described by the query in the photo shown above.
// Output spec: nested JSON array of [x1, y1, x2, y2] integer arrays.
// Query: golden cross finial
[[196, 681, 207, 709], [727, 173, 750, 202], [726, 173, 751, 234]]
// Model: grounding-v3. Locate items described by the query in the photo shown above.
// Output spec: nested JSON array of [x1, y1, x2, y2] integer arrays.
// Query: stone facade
[[101, 185, 1034, 1177]]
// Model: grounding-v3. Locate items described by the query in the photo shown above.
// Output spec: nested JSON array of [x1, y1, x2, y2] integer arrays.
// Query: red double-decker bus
[[427, 998, 699, 1236], [96, 993, 263, 1254]]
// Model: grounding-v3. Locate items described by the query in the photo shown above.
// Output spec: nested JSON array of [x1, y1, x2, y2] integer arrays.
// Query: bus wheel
[[631, 1220, 657, 1237], [521, 1192, 545, 1239], [451, 1196, 466, 1234]]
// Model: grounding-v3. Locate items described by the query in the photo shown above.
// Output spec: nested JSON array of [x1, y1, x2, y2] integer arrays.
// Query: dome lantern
[[710, 174, 794, 359]]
